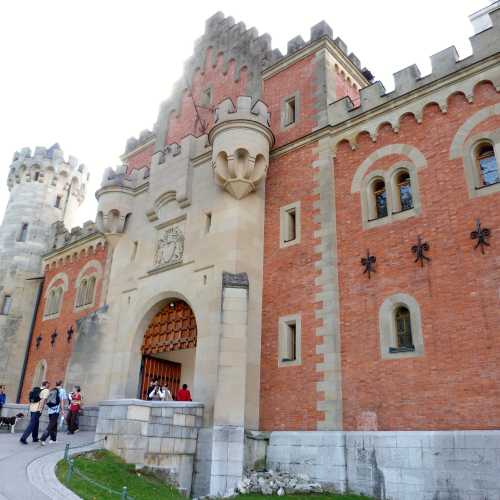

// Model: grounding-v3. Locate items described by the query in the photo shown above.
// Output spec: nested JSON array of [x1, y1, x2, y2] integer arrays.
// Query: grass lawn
[[56, 450, 184, 500], [56, 450, 374, 500], [241, 495, 374, 500]]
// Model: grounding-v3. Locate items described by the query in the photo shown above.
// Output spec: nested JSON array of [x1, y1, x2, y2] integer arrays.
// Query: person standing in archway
[[176, 384, 192, 401]]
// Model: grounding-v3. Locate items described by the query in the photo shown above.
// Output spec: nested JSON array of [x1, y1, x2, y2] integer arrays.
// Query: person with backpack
[[40, 380, 64, 444], [67, 385, 82, 434], [20, 381, 49, 445]]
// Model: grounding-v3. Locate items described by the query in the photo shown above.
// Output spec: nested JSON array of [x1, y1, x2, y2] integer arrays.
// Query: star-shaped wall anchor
[[67, 326, 74, 343], [411, 235, 430, 267], [361, 249, 376, 279], [35, 335, 42, 349], [470, 219, 491, 254], [50, 330, 58, 347]]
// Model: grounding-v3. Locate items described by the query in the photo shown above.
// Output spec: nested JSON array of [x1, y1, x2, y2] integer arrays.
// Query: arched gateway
[[138, 299, 197, 399]]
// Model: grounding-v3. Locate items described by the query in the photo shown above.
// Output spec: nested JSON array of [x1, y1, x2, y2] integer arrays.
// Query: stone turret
[[95, 165, 137, 234], [209, 96, 274, 199], [0, 144, 87, 399]]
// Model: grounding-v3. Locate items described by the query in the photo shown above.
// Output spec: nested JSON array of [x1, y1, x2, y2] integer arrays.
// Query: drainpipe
[[16, 276, 44, 403]]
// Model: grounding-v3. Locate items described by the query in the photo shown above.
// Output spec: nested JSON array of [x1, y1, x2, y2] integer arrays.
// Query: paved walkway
[[0, 430, 96, 500]]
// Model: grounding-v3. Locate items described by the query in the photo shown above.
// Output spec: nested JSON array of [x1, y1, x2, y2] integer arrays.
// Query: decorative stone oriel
[[154, 224, 185, 267], [209, 96, 274, 200]]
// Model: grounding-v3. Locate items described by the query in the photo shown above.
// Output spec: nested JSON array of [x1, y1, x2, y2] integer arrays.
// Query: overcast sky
[[0, 0, 487, 225]]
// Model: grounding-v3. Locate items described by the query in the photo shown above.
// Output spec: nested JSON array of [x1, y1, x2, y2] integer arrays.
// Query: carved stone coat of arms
[[154, 225, 185, 267]]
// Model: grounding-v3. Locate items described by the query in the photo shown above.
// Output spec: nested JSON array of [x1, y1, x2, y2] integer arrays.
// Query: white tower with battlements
[[0, 144, 87, 400]]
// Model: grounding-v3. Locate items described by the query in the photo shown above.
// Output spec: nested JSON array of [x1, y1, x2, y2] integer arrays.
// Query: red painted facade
[[21, 242, 107, 401]]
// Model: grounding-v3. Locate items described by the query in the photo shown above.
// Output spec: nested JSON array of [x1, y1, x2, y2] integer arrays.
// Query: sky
[[0, 0, 487, 226]]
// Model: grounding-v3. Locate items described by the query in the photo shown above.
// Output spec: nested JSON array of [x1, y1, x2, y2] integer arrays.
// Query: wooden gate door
[[140, 356, 181, 400]]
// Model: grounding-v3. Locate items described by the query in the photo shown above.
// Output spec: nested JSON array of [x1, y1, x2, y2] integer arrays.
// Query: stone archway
[[139, 298, 197, 399]]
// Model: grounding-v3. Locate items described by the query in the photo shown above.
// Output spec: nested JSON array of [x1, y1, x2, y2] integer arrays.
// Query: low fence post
[[64, 443, 70, 462], [121, 486, 128, 499], [65, 459, 74, 483]]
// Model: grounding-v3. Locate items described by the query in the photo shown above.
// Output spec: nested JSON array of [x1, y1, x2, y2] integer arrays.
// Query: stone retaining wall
[[267, 430, 500, 500], [95, 399, 204, 495], [0, 403, 98, 433]]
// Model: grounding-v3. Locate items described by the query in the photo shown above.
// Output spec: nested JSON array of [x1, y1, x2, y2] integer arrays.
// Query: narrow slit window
[[1, 295, 12, 315], [55, 195, 62, 208], [285, 208, 297, 242], [34, 172, 40, 181], [18, 223, 28, 242], [282, 322, 297, 362], [285, 97, 296, 126], [201, 87, 212, 108], [131, 241, 138, 262], [205, 212, 212, 234]]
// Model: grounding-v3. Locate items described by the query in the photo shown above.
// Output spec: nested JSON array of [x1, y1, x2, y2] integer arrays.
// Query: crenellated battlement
[[7, 143, 88, 201], [51, 220, 102, 251], [124, 129, 156, 155], [213, 96, 270, 127], [329, 6, 500, 126]]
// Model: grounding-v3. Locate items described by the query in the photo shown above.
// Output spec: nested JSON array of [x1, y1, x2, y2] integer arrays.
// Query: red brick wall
[[335, 69, 360, 105], [260, 144, 323, 430], [334, 81, 500, 430], [126, 143, 154, 175], [263, 55, 317, 149], [166, 49, 248, 145], [21, 242, 108, 401]]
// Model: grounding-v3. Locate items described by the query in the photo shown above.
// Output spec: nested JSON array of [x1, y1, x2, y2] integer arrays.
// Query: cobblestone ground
[[0, 430, 94, 500]]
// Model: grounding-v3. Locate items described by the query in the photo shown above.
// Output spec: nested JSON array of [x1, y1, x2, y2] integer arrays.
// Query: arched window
[[476, 142, 499, 186], [372, 179, 388, 219], [45, 287, 63, 316], [394, 306, 413, 350], [396, 171, 413, 211], [85, 276, 96, 305], [77, 279, 88, 308]]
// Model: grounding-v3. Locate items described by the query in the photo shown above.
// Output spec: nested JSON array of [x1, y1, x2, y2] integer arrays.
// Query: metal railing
[[62, 438, 135, 500]]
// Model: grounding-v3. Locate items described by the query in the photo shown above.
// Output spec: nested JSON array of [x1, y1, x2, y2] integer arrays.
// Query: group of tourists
[[19, 380, 82, 445], [146, 378, 192, 402]]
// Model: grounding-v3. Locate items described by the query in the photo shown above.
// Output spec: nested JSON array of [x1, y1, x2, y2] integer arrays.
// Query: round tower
[[0, 143, 87, 399]]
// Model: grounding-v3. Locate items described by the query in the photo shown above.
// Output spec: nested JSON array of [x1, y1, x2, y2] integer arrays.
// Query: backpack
[[47, 388, 61, 408], [29, 387, 41, 404]]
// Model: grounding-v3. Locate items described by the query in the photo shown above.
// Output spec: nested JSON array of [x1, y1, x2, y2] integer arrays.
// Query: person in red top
[[67, 385, 82, 434], [176, 384, 192, 401]]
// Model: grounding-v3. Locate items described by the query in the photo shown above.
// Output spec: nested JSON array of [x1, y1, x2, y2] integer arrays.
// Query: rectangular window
[[34, 172, 40, 181], [1, 295, 12, 315], [18, 223, 28, 242], [55, 195, 62, 208], [279, 314, 301, 367], [280, 201, 301, 248], [284, 97, 296, 126], [205, 212, 212, 234]]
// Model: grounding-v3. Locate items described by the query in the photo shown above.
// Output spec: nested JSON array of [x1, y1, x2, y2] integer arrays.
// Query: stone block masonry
[[267, 430, 500, 499], [95, 399, 204, 495]]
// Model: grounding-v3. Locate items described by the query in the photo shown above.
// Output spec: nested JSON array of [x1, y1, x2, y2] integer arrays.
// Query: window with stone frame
[[76, 275, 97, 308], [284, 97, 296, 126], [278, 314, 301, 367], [279, 201, 301, 248], [45, 287, 63, 316], [475, 142, 499, 187]]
